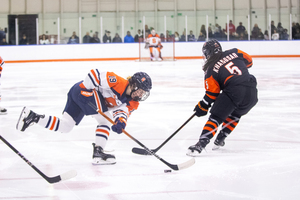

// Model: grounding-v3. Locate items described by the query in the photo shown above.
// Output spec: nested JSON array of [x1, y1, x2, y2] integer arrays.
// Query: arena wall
[[1, 40, 300, 63]]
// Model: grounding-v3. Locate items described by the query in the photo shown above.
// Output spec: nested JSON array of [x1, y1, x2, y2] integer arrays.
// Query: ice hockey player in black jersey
[[187, 39, 258, 157]]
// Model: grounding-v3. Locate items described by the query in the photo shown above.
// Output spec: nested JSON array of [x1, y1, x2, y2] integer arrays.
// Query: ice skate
[[92, 143, 116, 165], [186, 138, 209, 157], [0, 107, 7, 115], [16, 107, 44, 131], [212, 131, 227, 150]]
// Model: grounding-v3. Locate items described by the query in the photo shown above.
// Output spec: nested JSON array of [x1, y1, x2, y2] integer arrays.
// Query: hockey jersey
[[147, 34, 161, 47], [81, 69, 139, 121], [0, 56, 4, 78], [203, 48, 253, 106]]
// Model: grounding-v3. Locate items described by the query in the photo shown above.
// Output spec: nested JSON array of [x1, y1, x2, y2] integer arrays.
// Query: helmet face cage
[[202, 39, 222, 60], [130, 72, 152, 101], [151, 29, 156, 36]]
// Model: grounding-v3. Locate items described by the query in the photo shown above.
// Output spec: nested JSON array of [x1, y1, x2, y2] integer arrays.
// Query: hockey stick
[[132, 113, 196, 155], [88, 102, 195, 171], [0, 135, 77, 184]]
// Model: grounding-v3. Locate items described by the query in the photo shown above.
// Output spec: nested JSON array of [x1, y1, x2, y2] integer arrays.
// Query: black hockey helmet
[[202, 39, 222, 60], [129, 72, 152, 101]]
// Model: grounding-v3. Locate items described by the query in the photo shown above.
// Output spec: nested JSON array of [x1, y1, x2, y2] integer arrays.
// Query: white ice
[[0, 58, 300, 200]]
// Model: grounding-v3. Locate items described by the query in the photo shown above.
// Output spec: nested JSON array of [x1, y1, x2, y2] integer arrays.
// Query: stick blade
[[177, 158, 195, 170], [59, 170, 77, 182]]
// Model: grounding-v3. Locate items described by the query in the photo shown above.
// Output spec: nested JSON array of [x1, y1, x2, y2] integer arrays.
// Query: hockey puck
[[164, 169, 172, 173]]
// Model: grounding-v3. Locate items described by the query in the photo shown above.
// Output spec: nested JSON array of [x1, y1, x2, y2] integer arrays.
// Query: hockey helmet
[[151, 29, 156, 36], [202, 39, 222, 60], [130, 72, 152, 101]]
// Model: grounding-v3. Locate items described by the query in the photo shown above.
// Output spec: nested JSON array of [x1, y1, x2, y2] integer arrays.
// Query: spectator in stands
[[165, 30, 172, 42], [179, 31, 186, 42], [277, 22, 284, 39], [124, 31, 134, 43], [214, 24, 222, 40], [271, 29, 280, 40], [200, 25, 206, 37], [0, 38, 8, 45], [83, 32, 91, 43], [264, 30, 269, 40], [236, 22, 246, 36], [188, 30, 195, 42], [237, 32, 246, 40], [294, 29, 300, 40], [19, 34, 29, 45], [225, 20, 236, 36], [244, 30, 249, 40], [197, 32, 205, 41], [208, 27, 213, 39], [103, 31, 112, 43], [68, 31, 79, 44], [160, 33, 165, 42], [257, 29, 264, 40], [91, 32, 101, 43], [281, 29, 289, 40], [134, 29, 143, 42], [40, 34, 50, 45], [174, 32, 180, 42], [144, 25, 150, 35], [292, 22, 297, 39], [271, 20, 276, 35], [251, 24, 260, 40], [112, 33, 122, 43], [0, 28, 6, 43]]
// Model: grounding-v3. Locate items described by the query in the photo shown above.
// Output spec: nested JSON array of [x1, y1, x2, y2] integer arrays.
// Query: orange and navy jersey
[[0, 56, 4, 78], [82, 69, 139, 120], [203, 48, 253, 105], [147, 34, 161, 46]]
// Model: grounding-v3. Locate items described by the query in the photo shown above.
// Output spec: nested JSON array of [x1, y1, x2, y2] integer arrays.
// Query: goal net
[[138, 38, 176, 62]]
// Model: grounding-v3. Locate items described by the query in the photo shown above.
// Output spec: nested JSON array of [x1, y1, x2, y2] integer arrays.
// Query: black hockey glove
[[194, 101, 209, 117], [112, 117, 126, 134]]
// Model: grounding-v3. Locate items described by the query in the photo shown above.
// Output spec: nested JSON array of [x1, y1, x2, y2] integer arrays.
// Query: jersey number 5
[[225, 61, 242, 75]]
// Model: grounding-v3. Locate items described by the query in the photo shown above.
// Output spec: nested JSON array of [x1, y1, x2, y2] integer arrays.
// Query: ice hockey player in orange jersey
[[187, 39, 258, 157], [146, 29, 163, 61], [17, 70, 152, 165]]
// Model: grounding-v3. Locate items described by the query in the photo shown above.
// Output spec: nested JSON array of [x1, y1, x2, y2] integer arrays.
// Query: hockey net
[[138, 38, 176, 62]]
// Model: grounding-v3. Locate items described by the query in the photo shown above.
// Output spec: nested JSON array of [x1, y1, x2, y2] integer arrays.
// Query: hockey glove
[[112, 117, 126, 134], [194, 101, 209, 117], [78, 88, 94, 104]]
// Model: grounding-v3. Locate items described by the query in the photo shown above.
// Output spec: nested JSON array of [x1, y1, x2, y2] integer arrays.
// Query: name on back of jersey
[[213, 53, 238, 73]]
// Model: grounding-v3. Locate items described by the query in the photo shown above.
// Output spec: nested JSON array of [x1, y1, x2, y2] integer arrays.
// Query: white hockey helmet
[[151, 29, 156, 36]]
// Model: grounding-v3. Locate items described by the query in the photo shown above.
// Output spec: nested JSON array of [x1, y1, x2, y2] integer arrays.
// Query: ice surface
[[0, 58, 300, 200]]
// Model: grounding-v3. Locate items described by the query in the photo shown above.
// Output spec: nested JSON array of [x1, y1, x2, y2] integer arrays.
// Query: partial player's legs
[[16, 107, 45, 131], [213, 114, 240, 150], [16, 107, 77, 133], [92, 143, 116, 165], [91, 112, 116, 165], [187, 115, 223, 157]]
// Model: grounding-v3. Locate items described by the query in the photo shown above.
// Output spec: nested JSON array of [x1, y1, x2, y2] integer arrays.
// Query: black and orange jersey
[[203, 48, 253, 105]]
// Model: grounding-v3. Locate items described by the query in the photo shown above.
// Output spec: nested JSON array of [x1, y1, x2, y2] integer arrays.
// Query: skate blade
[[212, 145, 221, 150], [92, 158, 116, 165], [16, 107, 28, 131], [186, 150, 202, 157]]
